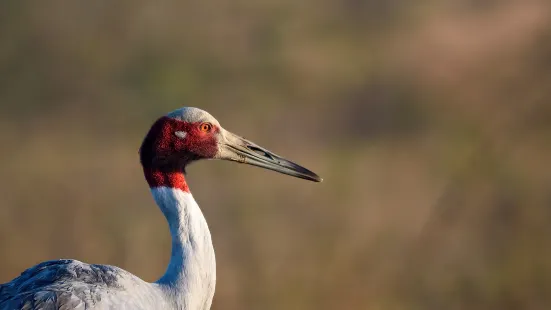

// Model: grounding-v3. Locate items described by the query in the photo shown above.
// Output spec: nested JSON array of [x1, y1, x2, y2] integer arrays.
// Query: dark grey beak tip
[[283, 159, 322, 183], [305, 171, 323, 183], [289, 171, 322, 183], [312, 175, 323, 183]]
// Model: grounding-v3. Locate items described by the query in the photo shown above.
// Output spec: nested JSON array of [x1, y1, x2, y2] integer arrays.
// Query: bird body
[[0, 107, 320, 310], [0, 188, 213, 310], [0, 259, 170, 309]]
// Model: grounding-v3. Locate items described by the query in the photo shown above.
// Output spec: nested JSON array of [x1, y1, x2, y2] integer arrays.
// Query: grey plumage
[[0, 260, 168, 310]]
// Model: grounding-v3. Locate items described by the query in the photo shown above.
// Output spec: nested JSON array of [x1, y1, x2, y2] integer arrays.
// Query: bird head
[[140, 107, 322, 182]]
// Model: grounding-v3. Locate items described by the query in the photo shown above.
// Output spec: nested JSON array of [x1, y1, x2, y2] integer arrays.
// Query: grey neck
[[151, 186, 216, 310]]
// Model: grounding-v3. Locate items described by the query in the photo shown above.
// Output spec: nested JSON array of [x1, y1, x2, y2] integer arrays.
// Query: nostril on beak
[[247, 145, 274, 160]]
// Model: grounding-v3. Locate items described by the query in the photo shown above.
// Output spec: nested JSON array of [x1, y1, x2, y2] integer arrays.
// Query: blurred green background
[[1, 0, 551, 309]]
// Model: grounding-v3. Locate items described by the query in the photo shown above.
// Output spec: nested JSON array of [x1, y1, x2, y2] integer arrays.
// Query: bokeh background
[[1, 0, 551, 309]]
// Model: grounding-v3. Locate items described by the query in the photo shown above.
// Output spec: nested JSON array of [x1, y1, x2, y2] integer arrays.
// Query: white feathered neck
[[152, 187, 216, 310]]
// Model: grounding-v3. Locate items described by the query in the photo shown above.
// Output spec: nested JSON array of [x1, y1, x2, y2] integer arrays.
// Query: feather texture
[[0, 259, 170, 309]]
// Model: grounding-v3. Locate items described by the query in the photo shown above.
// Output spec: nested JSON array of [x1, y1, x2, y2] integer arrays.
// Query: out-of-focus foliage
[[1, 0, 551, 309]]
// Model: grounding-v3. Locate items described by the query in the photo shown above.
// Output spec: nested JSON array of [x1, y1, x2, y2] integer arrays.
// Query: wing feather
[[0, 259, 124, 310]]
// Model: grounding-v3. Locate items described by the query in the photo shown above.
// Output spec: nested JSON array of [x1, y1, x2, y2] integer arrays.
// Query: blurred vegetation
[[1, 0, 551, 309]]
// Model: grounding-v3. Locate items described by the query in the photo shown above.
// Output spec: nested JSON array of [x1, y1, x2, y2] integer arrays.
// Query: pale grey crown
[[167, 107, 221, 127]]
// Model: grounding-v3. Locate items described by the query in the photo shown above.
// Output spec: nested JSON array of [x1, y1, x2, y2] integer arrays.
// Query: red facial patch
[[140, 117, 219, 192], [144, 170, 190, 192]]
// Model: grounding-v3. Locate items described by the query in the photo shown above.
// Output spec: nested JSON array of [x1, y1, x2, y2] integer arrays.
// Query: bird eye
[[200, 123, 212, 132]]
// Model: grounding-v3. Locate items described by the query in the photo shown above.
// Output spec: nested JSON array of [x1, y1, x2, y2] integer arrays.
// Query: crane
[[0, 107, 321, 310]]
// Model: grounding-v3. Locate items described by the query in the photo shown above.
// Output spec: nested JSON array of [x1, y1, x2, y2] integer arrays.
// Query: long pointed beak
[[218, 130, 322, 182]]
